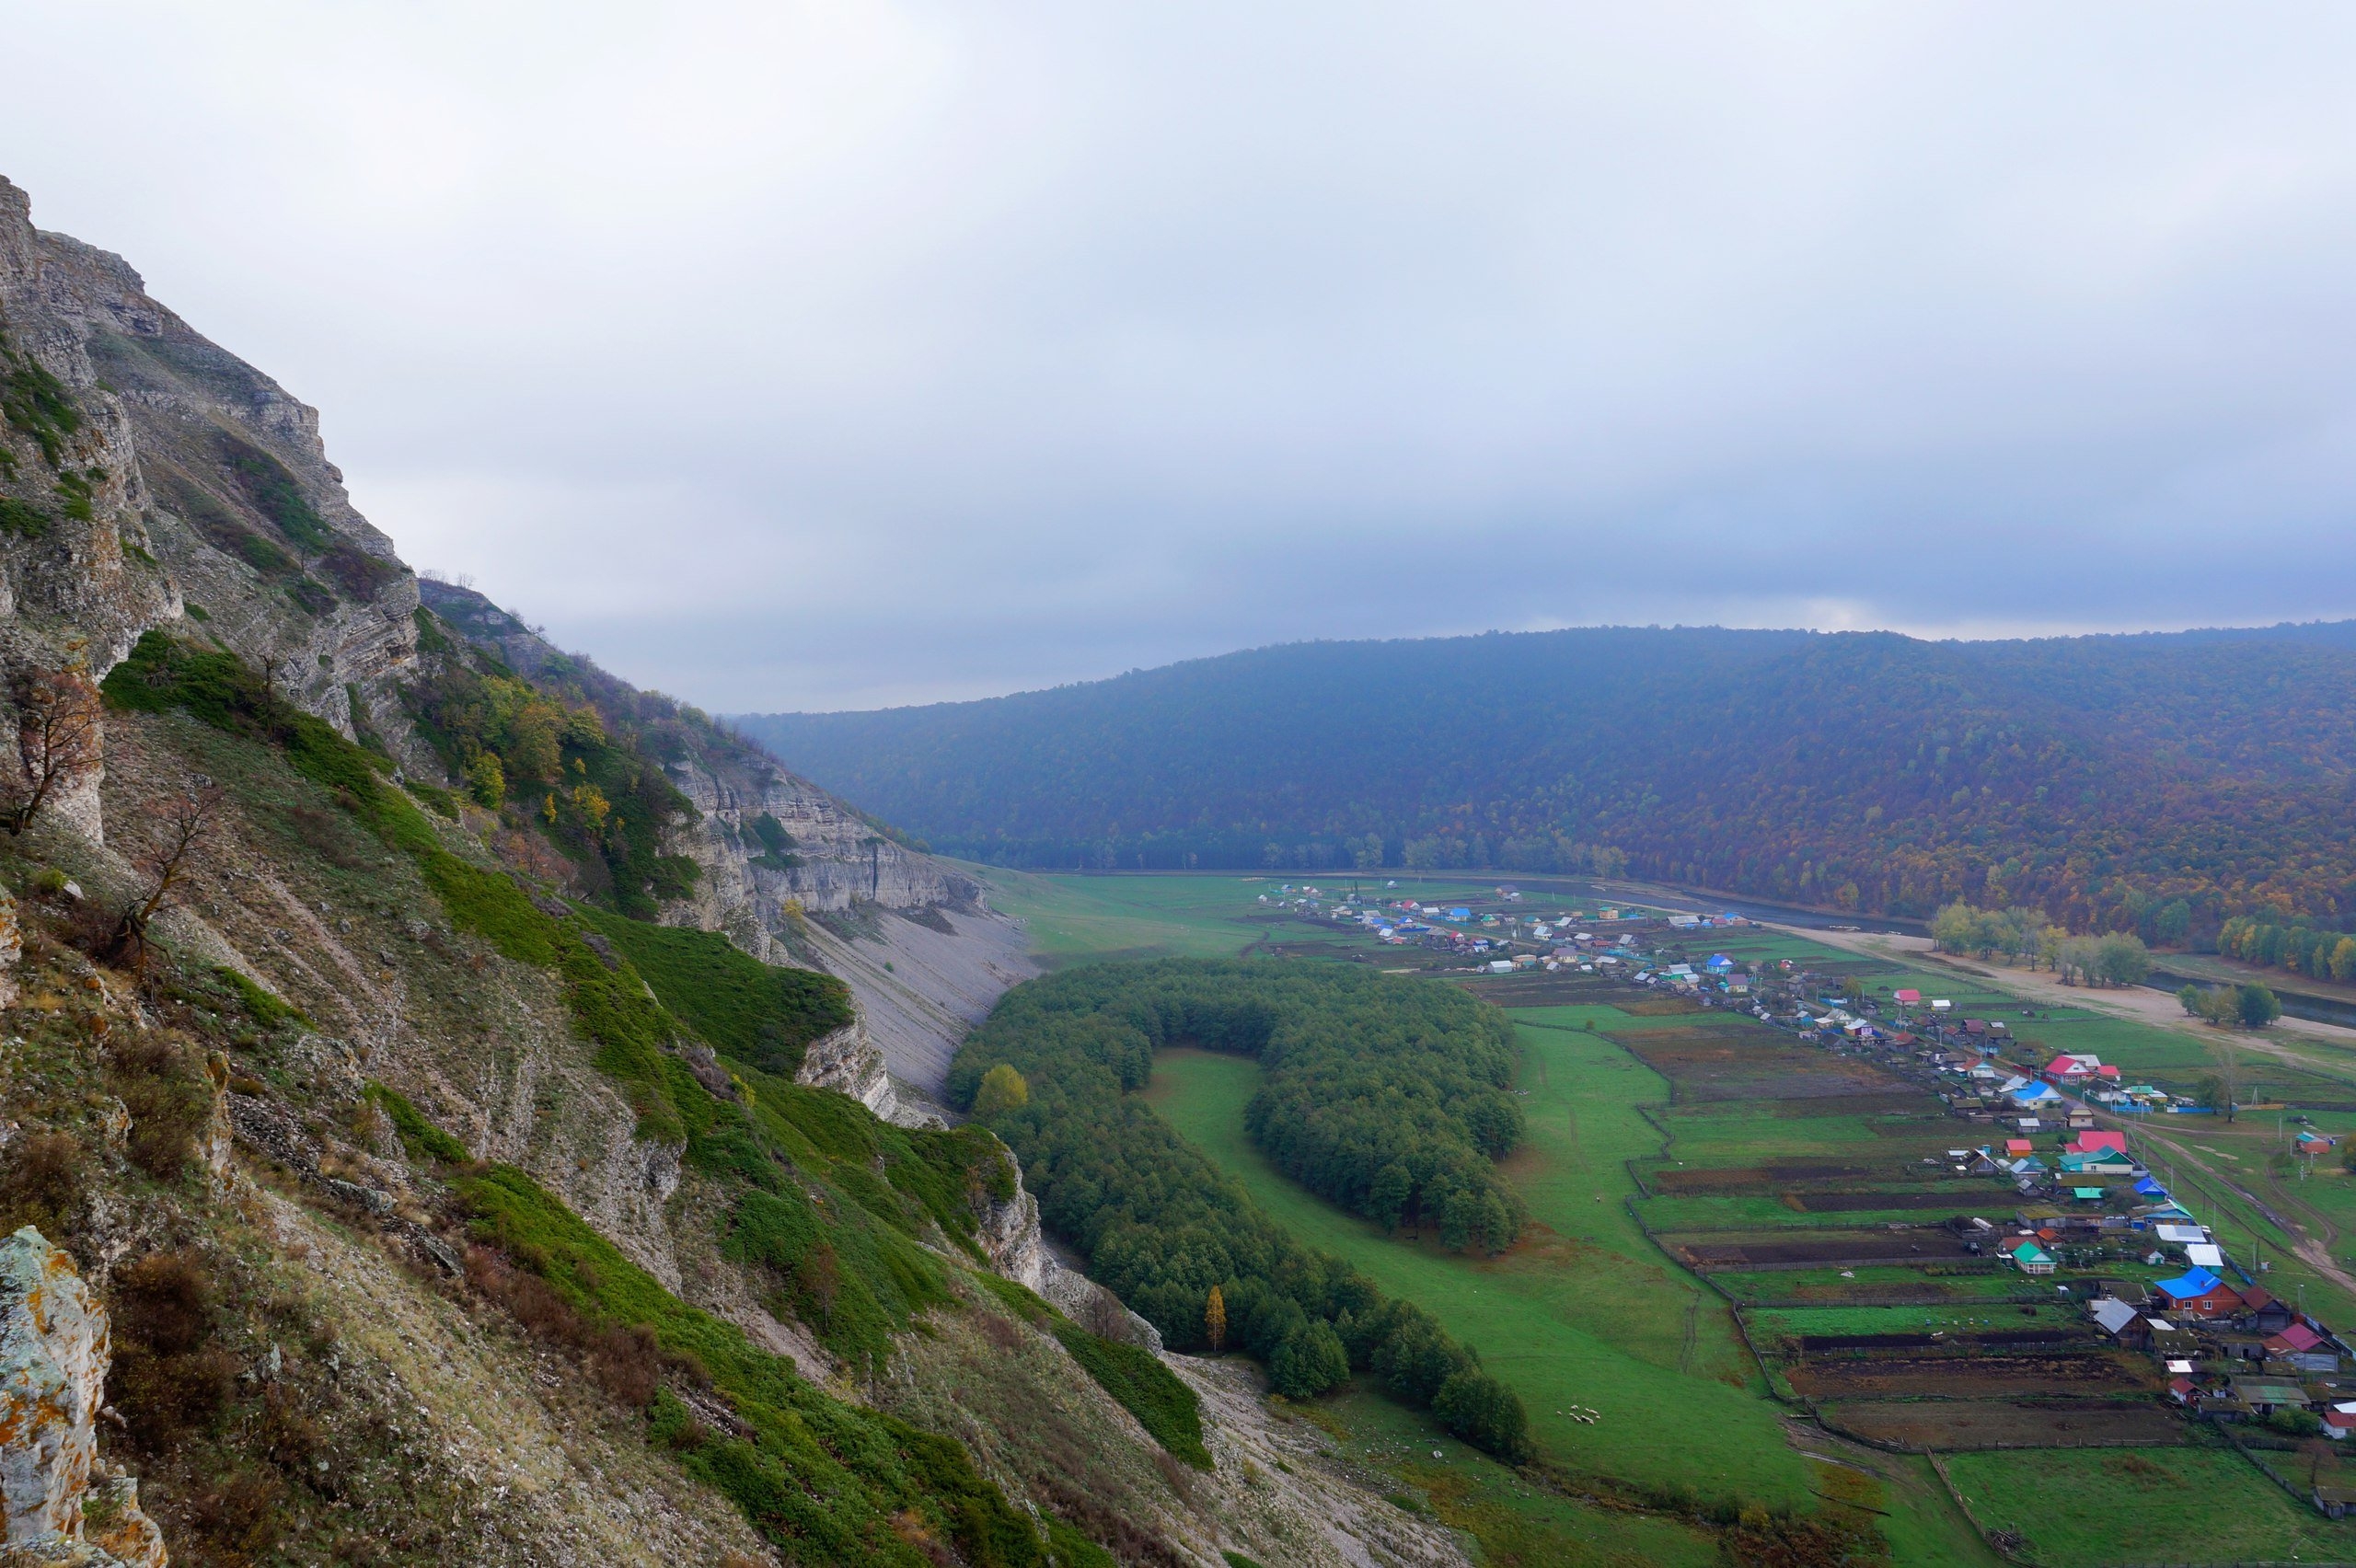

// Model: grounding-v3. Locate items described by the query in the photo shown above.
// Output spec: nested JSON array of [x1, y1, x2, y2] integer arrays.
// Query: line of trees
[[948, 961, 1530, 1459], [2218, 917, 2356, 984], [1928, 901, 2152, 987]]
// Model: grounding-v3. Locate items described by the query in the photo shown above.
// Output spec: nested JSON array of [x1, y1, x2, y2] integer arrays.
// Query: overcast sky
[[7, 4, 2356, 711]]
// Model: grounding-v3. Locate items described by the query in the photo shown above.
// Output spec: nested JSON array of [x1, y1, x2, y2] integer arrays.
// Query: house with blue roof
[[2154, 1266, 2242, 1320]]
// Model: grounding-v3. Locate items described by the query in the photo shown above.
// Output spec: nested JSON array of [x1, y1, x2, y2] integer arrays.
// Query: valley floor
[[988, 869, 2356, 1568]]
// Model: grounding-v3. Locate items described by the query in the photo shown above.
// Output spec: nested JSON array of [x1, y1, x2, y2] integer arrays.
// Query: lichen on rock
[[0, 1228, 165, 1568]]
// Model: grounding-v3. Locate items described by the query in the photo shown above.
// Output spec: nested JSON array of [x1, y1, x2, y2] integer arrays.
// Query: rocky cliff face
[[0, 178, 418, 750], [4, 160, 1026, 1111], [413, 580, 1035, 1104], [0, 1228, 165, 1568]]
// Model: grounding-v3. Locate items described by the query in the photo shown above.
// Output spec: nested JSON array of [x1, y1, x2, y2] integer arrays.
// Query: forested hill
[[734, 623, 2356, 935]]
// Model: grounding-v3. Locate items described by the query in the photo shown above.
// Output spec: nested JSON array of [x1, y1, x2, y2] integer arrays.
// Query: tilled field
[[1787, 1189, 2001, 1213], [1784, 1351, 2159, 1400], [1817, 1399, 2187, 1451], [1669, 1229, 1981, 1268]]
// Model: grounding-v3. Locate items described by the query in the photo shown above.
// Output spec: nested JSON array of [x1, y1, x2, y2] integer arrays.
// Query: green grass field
[[1145, 1043, 1803, 1504], [1940, 1446, 2349, 1566], [1307, 1378, 1725, 1567]]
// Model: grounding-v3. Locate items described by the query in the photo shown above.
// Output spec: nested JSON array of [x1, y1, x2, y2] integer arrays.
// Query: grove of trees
[[949, 960, 1531, 1458], [1929, 901, 2152, 987], [2219, 917, 2356, 985]]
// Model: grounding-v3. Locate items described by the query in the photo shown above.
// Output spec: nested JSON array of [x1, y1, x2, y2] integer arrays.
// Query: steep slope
[[737, 622, 2356, 934], [412, 580, 1037, 1103], [0, 174, 1448, 1568]]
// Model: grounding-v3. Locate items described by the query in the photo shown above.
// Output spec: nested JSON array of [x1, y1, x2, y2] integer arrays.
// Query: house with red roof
[[2071, 1130, 2128, 1157], [2046, 1053, 2103, 1082], [2266, 1322, 2325, 1356], [2265, 1320, 2341, 1372]]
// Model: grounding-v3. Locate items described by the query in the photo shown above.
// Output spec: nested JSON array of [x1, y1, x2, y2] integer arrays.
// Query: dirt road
[[1773, 924, 2356, 1072]]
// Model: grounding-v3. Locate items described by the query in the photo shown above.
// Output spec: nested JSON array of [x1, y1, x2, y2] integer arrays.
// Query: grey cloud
[[6, 2, 2356, 709]]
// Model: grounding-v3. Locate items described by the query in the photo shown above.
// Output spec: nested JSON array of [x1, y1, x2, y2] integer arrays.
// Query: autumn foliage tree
[[971, 1064, 1029, 1118]]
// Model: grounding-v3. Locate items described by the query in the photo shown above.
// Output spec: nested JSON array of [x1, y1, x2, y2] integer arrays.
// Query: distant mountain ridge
[[733, 620, 2356, 936]]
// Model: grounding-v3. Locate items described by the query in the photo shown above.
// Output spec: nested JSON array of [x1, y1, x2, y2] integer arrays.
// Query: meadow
[[1939, 1447, 2351, 1566]]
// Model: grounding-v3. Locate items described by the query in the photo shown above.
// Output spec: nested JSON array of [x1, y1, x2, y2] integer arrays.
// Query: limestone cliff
[[413, 580, 1036, 1104], [0, 1229, 165, 1568], [0, 177, 418, 751]]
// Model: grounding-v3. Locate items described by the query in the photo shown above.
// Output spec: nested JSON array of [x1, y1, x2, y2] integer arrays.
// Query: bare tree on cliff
[[0, 666, 101, 836], [106, 783, 220, 969]]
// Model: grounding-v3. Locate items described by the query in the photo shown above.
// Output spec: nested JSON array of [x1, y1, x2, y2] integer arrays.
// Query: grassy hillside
[[740, 622, 2356, 931]]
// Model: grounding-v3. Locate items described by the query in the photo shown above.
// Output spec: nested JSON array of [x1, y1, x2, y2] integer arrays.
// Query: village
[[1256, 880, 2356, 1516]]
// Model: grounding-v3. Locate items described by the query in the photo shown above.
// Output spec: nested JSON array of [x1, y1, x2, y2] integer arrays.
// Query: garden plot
[[1615, 1023, 1910, 1102], [1639, 1192, 2005, 1233], [1782, 1349, 2160, 1401], [1788, 1190, 2005, 1213], [1715, 1268, 2051, 1307], [1648, 1160, 1889, 1193], [1668, 1228, 1982, 1269], [1819, 1401, 2187, 1451], [1744, 1304, 2086, 1345]]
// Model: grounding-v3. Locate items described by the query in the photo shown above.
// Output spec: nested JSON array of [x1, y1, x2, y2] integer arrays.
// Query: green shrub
[[0, 347, 79, 466], [0, 496, 51, 538], [1048, 1320, 1209, 1469], [212, 965, 304, 1030], [364, 1082, 468, 1164]]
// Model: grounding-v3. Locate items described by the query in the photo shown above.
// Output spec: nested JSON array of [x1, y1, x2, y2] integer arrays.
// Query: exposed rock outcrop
[[0, 1228, 165, 1568], [792, 1017, 902, 1123], [0, 886, 19, 1012], [0, 176, 419, 746], [977, 1165, 1161, 1353]]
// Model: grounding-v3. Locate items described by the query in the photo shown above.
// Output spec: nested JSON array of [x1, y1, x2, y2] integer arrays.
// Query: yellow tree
[[1205, 1285, 1227, 1353], [972, 1064, 1029, 1118]]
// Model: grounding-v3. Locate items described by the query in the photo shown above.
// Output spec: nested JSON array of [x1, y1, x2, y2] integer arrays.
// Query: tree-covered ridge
[[741, 622, 2356, 933], [951, 961, 1531, 1458]]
